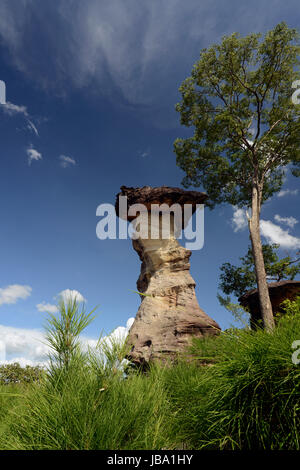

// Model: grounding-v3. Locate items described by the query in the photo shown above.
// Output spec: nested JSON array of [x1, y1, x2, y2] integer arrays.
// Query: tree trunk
[[248, 184, 275, 331]]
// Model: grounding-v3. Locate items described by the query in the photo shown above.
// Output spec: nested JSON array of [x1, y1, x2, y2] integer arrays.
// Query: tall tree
[[174, 22, 300, 330], [219, 244, 300, 298]]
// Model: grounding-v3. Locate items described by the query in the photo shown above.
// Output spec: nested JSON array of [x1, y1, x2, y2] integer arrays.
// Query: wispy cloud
[[138, 149, 150, 158], [59, 155, 76, 168], [274, 214, 298, 229], [2, 101, 28, 116], [36, 302, 59, 314], [260, 220, 300, 250], [27, 145, 42, 165], [0, 1, 286, 127], [0, 284, 32, 306], [277, 189, 298, 198], [27, 119, 39, 136], [1, 101, 39, 136]]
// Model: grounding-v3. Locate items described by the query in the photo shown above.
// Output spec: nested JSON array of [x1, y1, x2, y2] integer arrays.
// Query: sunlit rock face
[[115, 186, 221, 367]]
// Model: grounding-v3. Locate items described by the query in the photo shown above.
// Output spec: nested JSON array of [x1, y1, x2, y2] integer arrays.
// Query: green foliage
[[164, 315, 300, 449], [174, 22, 300, 207], [0, 299, 172, 450], [0, 384, 25, 438], [88, 332, 131, 383], [0, 363, 44, 385], [45, 297, 97, 375], [1, 298, 300, 450], [219, 244, 300, 297], [0, 355, 173, 450], [217, 293, 250, 328], [278, 296, 300, 323]]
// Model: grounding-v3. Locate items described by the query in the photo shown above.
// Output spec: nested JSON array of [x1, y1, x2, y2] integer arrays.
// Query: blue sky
[[0, 0, 299, 365]]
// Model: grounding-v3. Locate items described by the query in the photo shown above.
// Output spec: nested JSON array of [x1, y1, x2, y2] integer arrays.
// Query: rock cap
[[238, 280, 300, 305], [115, 185, 208, 221]]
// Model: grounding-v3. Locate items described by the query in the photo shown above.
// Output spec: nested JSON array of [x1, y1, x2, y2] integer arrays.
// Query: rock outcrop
[[239, 280, 300, 328], [115, 185, 221, 367]]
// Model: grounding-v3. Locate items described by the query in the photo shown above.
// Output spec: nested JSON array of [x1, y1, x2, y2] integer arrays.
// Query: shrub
[[1, 298, 300, 450], [0, 299, 173, 450], [162, 308, 300, 450], [0, 358, 173, 450], [278, 295, 300, 322], [0, 363, 44, 385]]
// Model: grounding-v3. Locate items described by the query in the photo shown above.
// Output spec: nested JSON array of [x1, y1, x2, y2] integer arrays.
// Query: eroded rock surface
[[115, 185, 221, 367]]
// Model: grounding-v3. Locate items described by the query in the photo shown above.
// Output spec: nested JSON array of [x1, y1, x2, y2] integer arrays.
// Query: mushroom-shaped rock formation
[[115, 185, 221, 367], [239, 280, 300, 328]]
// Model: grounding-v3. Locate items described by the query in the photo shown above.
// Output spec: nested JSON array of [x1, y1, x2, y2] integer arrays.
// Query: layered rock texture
[[239, 280, 300, 328], [115, 185, 221, 367]]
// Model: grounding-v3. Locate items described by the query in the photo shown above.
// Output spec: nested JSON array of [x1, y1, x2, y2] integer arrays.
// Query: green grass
[[0, 383, 27, 438], [0, 362, 174, 450], [161, 312, 300, 449], [0, 298, 299, 450]]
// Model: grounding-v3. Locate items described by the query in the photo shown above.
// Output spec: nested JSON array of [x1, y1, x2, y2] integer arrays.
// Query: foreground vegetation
[[0, 297, 299, 450], [174, 22, 300, 330]]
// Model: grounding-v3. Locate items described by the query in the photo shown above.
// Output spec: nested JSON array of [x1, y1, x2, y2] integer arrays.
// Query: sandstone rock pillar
[[115, 185, 221, 367]]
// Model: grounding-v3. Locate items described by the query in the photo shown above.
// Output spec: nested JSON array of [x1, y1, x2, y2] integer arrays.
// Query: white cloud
[[231, 207, 300, 249], [58, 289, 86, 304], [138, 149, 150, 158], [37, 288, 86, 316], [260, 220, 300, 250], [59, 155, 76, 168], [1, 102, 39, 136], [81, 317, 135, 355], [2, 101, 28, 117], [0, 1, 282, 127], [85, 317, 135, 371], [0, 284, 32, 306], [106, 317, 135, 344], [274, 214, 298, 229], [27, 145, 42, 165], [277, 189, 298, 198], [27, 119, 39, 136], [1, 357, 45, 368], [36, 302, 59, 314], [0, 324, 49, 366], [231, 207, 248, 232], [0, 317, 135, 366]]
